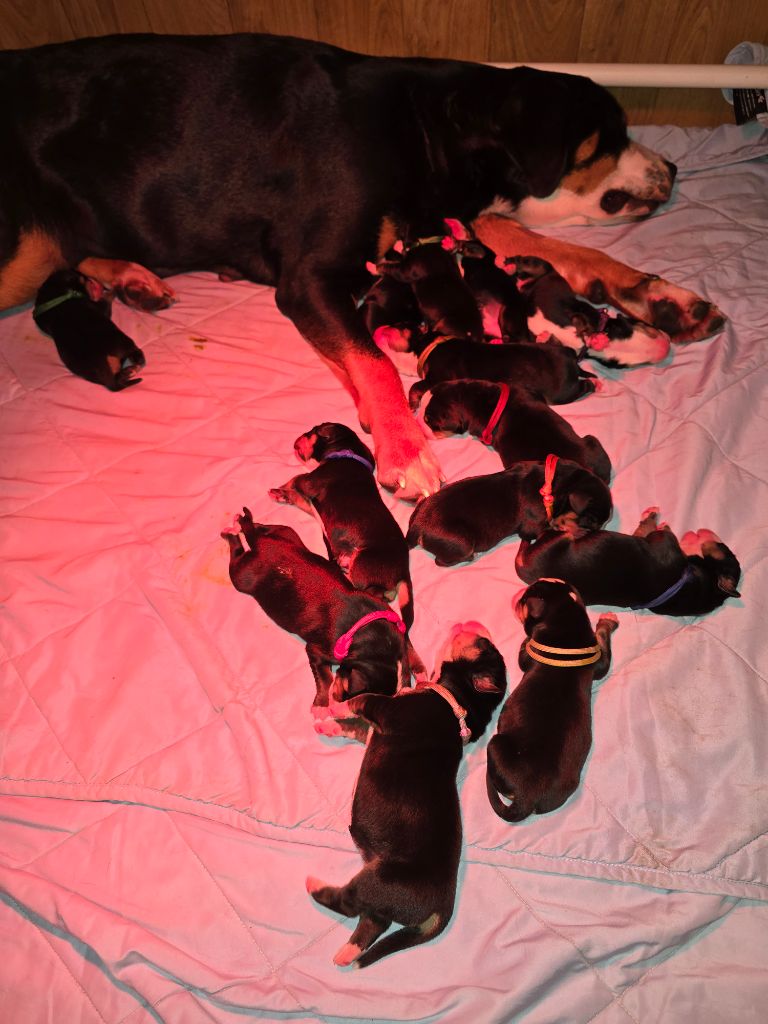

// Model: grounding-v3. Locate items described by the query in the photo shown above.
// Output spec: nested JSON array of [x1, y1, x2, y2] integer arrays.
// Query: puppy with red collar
[[516, 507, 742, 616], [407, 455, 612, 567], [415, 379, 612, 482], [32, 269, 146, 391], [486, 579, 618, 822], [307, 621, 507, 968], [268, 423, 418, 669], [221, 508, 409, 736]]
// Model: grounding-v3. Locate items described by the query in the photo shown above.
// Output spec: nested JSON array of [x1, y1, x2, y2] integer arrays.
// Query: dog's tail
[[397, 577, 414, 630], [352, 912, 447, 969]]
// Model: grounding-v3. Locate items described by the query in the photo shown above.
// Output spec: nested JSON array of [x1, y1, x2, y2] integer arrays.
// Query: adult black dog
[[3, 33, 713, 498]]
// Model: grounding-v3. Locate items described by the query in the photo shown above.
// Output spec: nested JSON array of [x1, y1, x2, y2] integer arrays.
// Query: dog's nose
[[665, 159, 677, 183]]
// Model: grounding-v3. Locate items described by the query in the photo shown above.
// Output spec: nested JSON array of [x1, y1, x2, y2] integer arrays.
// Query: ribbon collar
[[324, 449, 375, 474], [333, 609, 406, 661], [630, 565, 695, 610], [426, 683, 471, 743], [525, 637, 601, 668], [33, 288, 86, 319], [480, 383, 510, 445], [416, 336, 462, 379], [539, 454, 559, 521]]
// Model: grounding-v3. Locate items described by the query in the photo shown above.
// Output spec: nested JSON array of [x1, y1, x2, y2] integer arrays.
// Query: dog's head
[[456, 67, 675, 227], [294, 422, 375, 468], [425, 622, 507, 741], [676, 529, 742, 612]]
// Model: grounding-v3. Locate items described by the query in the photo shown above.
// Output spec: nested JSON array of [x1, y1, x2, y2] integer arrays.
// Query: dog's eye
[[600, 190, 630, 214]]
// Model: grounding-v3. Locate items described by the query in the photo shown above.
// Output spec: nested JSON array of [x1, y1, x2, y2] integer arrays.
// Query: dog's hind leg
[[0, 227, 66, 310], [334, 914, 390, 967], [77, 257, 176, 311]]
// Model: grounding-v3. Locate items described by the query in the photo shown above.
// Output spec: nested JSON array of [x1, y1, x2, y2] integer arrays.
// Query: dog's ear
[[522, 595, 546, 621], [568, 490, 591, 515], [472, 672, 505, 693], [717, 576, 741, 598]]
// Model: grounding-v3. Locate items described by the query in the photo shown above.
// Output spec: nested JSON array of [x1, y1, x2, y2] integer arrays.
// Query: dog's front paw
[[314, 717, 345, 737], [375, 427, 444, 501], [268, 486, 291, 504], [621, 277, 725, 344]]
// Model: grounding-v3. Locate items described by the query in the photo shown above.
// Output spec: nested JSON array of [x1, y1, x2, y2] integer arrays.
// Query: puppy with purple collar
[[415, 379, 612, 482], [269, 422, 416, 631], [516, 507, 742, 616], [307, 622, 507, 968], [486, 579, 618, 822]]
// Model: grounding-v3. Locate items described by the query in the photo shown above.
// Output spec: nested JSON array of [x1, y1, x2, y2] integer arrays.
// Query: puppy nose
[[665, 159, 677, 183]]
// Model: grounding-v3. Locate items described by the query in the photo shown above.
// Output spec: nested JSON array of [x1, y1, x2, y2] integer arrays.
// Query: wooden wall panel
[[0, 0, 765, 125]]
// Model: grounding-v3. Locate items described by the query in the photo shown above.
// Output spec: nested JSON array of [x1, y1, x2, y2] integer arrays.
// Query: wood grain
[[0, 0, 765, 125]]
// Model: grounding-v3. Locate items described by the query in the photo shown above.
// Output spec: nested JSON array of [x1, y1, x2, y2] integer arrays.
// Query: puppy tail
[[397, 577, 414, 630], [352, 912, 447, 969]]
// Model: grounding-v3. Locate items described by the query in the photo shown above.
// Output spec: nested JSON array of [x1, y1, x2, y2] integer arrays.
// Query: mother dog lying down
[[1, 33, 722, 498]]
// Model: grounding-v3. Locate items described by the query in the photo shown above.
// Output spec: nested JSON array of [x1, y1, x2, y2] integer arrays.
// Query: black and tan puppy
[[32, 269, 146, 391], [376, 238, 485, 343], [509, 255, 670, 367], [407, 333, 596, 410], [417, 379, 611, 482], [407, 457, 613, 566], [268, 422, 415, 631], [307, 622, 507, 968], [221, 509, 409, 736], [486, 579, 618, 822], [516, 507, 742, 616]]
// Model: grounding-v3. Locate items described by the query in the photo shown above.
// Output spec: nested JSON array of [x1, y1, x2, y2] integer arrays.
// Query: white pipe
[[488, 62, 768, 89]]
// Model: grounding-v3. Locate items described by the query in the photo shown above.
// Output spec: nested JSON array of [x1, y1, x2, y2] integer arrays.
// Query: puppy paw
[[268, 487, 292, 504], [220, 514, 242, 536], [314, 717, 344, 738], [333, 942, 362, 968], [641, 506, 660, 519], [597, 611, 620, 633]]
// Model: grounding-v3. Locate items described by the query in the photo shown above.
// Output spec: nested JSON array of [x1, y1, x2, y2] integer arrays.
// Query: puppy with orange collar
[[486, 579, 618, 822], [407, 455, 612, 567]]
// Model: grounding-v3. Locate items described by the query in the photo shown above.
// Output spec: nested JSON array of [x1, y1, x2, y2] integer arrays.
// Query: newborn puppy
[[516, 507, 742, 616], [376, 237, 485, 342], [269, 422, 420, 674], [407, 332, 596, 410], [361, 274, 423, 353], [510, 255, 669, 366], [417, 379, 612, 482], [307, 622, 507, 968], [32, 269, 146, 391], [486, 579, 618, 822], [221, 509, 409, 735], [407, 457, 612, 566]]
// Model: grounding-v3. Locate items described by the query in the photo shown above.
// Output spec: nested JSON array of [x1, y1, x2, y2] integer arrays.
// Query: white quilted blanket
[[1, 124, 767, 1023]]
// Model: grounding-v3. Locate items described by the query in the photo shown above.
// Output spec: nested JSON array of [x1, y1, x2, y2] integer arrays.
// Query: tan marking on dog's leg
[[0, 229, 65, 310], [472, 215, 724, 346], [77, 257, 176, 310], [342, 350, 443, 500], [376, 216, 399, 260]]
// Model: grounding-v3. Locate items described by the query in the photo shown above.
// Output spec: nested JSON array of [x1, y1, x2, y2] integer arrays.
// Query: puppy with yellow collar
[[486, 578, 618, 822]]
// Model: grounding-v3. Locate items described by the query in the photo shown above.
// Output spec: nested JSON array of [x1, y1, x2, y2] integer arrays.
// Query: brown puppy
[[407, 333, 597, 410], [307, 622, 507, 968], [407, 457, 613, 566], [416, 379, 611, 482], [486, 579, 618, 822], [516, 507, 742, 616], [221, 509, 408, 736]]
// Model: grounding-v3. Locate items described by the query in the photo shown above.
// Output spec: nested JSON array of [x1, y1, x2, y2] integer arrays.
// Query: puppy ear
[[472, 672, 505, 693], [568, 491, 591, 515], [522, 595, 546, 620], [717, 576, 741, 598]]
